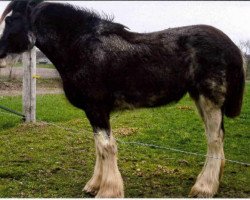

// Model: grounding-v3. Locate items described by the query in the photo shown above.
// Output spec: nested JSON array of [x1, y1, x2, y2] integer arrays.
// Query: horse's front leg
[[83, 108, 124, 198], [83, 142, 103, 195], [94, 129, 124, 198]]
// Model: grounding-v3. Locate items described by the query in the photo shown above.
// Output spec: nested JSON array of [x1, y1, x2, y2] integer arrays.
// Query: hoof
[[83, 181, 100, 196], [95, 180, 124, 198], [189, 183, 218, 198], [95, 189, 124, 198]]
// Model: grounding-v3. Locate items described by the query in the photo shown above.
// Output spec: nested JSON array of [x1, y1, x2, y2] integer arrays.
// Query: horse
[[0, 0, 245, 198]]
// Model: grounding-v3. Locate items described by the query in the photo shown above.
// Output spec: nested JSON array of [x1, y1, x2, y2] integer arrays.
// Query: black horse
[[0, 0, 245, 198]]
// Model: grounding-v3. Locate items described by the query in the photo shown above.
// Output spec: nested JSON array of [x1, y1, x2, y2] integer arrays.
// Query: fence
[[0, 48, 36, 122]]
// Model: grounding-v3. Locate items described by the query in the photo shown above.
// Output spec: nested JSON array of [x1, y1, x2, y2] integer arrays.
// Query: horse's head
[[0, 0, 43, 58]]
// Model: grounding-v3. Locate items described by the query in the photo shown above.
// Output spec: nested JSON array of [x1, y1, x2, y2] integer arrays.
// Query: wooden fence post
[[22, 48, 36, 122]]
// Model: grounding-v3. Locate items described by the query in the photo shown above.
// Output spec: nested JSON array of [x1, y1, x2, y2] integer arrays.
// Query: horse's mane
[[67, 4, 115, 22], [42, 2, 128, 36]]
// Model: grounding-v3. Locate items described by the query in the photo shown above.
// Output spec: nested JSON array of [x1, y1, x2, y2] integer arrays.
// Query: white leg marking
[[83, 140, 103, 195], [190, 95, 225, 198], [94, 129, 124, 198]]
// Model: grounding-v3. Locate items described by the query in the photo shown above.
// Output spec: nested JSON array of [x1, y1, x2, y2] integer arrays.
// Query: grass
[[0, 84, 249, 197], [14, 62, 55, 69], [36, 63, 55, 69], [247, 62, 250, 79]]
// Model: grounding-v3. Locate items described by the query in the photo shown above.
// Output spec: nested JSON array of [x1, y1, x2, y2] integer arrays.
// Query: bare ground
[[0, 76, 63, 96], [0, 67, 60, 79], [0, 87, 63, 96]]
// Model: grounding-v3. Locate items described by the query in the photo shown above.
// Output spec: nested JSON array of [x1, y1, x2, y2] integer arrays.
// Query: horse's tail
[[224, 53, 246, 118]]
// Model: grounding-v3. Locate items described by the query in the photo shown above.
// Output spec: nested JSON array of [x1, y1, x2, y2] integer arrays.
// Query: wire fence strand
[[40, 119, 250, 167], [1, 109, 249, 166], [0, 110, 21, 118]]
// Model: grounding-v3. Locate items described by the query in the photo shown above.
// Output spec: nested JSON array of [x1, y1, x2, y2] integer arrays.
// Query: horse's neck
[[35, 31, 73, 76]]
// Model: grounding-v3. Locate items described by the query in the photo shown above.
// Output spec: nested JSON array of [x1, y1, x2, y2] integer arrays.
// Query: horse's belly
[[113, 88, 187, 110]]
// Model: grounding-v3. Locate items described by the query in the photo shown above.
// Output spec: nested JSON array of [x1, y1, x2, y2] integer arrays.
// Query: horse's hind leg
[[189, 95, 225, 197]]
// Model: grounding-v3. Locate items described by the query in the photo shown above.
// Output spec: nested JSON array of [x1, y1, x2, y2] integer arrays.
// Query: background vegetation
[[14, 62, 54, 69]]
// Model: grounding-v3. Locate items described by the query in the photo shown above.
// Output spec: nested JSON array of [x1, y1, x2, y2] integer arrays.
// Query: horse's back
[[107, 25, 244, 111]]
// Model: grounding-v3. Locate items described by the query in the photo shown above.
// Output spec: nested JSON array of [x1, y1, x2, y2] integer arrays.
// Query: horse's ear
[[26, 0, 44, 16]]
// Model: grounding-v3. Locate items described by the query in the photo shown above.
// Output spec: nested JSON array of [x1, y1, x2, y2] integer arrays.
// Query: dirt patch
[[113, 127, 139, 136], [0, 80, 22, 91], [0, 78, 63, 96], [0, 67, 60, 79], [0, 66, 62, 96]]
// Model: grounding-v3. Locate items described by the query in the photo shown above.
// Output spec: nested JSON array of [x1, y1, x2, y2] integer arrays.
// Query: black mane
[[64, 3, 115, 23], [34, 2, 128, 36]]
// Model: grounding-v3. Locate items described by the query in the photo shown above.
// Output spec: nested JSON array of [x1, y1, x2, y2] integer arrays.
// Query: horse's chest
[[61, 79, 87, 108]]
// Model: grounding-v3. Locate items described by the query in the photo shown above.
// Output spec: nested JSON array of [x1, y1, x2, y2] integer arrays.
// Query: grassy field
[[247, 62, 250, 79], [14, 62, 55, 69], [0, 84, 249, 197]]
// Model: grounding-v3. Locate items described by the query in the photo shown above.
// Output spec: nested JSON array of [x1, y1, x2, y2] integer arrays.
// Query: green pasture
[[0, 84, 249, 197], [14, 62, 54, 69]]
